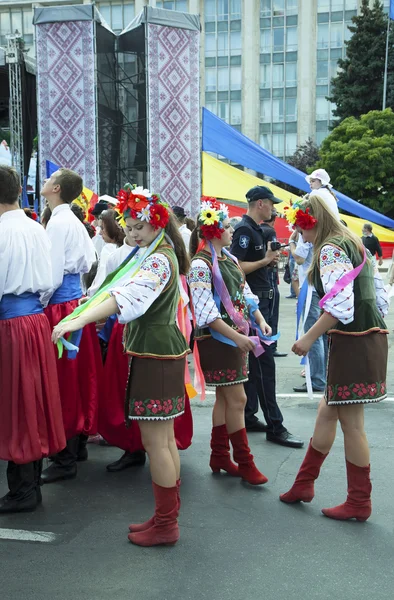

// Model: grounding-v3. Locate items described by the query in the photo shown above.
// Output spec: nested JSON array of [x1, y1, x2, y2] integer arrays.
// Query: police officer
[[260, 209, 287, 357], [230, 186, 303, 448]]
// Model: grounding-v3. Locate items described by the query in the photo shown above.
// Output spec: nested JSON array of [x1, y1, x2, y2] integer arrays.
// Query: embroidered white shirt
[[188, 258, 259, 328], [110, 252, 171, 324]]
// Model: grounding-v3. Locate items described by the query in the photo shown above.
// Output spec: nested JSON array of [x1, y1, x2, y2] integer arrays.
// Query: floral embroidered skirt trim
[[326, 330, 388, 405], [125, 356, 186, 420], [197, 337, 248, 387]]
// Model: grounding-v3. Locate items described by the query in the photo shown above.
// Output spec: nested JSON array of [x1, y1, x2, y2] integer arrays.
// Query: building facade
[[0, 0, 391, 159]]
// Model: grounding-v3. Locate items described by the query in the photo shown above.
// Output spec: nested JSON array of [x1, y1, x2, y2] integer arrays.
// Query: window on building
[[285, 133, 297, 156], [156, 0, 188, 10], [272, 133, 284, 156], [218, 31, 229, 54], [316, 97, 329, 120], [285, 62, 297, 86], [261, 99, 271, 122], [330, 22, 343, 47], [317, 23, 329, 49], [205, 0, 216, 20], [205, 32, 216, 54], [285, 97, 297, 121], [230, 30, 241, 50], [217, 0, 230, 20], [206, 68, 217, 91], [261, 28, 272, 53], [218, 100, 229, 120], [218, 66, 229, 91], [286, 26, 297, 51], [345, 0, 357, 7], [273, 0, 285, 16], [260, 64, 272, 88], [273, 27, 284, 51], [272, 98, 284, 121], [286, 0, 298, 14], [272, 63, 284, 86], [316, 60, 328, 84], [260, 133, 272, 151], [317, 0, 329, 10], [230, 101, 242, 124], [230, 66, 241, 90]]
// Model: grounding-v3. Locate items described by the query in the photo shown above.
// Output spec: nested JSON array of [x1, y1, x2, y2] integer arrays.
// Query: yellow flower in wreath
[[200, 207, 219, 226]]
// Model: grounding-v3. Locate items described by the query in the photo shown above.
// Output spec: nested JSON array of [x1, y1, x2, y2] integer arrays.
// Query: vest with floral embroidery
[[124, 244, 189, 359], [313, 237, 387, 334], [193, 249, 248, 340]]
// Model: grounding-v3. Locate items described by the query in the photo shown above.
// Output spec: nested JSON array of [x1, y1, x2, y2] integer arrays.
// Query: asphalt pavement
[[1, 280, 394, 600]]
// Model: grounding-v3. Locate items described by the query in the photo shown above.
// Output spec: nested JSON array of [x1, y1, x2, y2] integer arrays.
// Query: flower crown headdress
[[198, 196, 229, 240], [116, 184, 170, 230], [284, 200, 317, 230]]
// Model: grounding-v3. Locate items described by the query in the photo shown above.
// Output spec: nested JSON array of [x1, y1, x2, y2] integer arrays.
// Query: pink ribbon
[[319, 247, 367, 310]]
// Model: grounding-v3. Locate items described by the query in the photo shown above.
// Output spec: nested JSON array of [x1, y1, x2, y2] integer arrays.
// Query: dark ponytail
[[165, 213, 190, 275]]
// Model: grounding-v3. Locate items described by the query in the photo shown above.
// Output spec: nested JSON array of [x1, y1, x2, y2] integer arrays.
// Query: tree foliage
[[328, 0, 394, 125], [316, 109, 394, 214], [270, 138, 320, 196]]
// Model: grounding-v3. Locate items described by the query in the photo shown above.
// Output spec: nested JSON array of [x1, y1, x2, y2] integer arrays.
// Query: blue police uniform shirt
[[230, 215, 271, 293]]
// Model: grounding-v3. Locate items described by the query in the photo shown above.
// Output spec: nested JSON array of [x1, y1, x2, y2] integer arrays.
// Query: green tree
[[269, 138, 320, 196], [316, 109, 394, 214], [328, 0, 394, 125]]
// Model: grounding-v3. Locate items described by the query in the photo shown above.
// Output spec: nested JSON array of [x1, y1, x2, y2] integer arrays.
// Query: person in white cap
[[305, 169, 340, 220]]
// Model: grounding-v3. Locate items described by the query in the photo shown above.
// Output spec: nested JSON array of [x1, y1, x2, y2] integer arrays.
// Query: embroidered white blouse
[[188, 258, 259, 328], [110, 252, 171, 324], [0, 210, 53, 299], [319, 244, 389, 324], [42, 204, 96, 304]]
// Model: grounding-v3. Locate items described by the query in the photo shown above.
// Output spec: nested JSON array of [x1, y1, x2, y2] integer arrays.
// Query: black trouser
[[244, 296, 286, 434], [6, 460, 42, 500]]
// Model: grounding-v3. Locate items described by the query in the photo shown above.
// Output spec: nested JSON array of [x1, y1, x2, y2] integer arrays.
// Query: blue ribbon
[[59, 328, 83, 360], [296, 279, 309, 366], [98, 313, 117, 343], [209, 293, 280, 347]]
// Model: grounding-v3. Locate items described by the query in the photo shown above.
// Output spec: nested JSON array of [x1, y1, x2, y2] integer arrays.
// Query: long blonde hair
[[302, 195, 365, 283]]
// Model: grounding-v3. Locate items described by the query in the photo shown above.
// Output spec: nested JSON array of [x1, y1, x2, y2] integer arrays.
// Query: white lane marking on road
[[0, 528, 58, 543], [205, 391, 394, 401]]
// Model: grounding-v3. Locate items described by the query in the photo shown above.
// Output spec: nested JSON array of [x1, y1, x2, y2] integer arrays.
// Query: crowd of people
[[0, 163, 389, 548]]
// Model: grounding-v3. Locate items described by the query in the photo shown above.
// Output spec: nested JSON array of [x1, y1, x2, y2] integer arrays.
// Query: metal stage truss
[[6, 34, 24, 181]]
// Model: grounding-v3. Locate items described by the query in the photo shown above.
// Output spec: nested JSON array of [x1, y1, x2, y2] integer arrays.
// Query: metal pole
[[383, 15, 390, 110]]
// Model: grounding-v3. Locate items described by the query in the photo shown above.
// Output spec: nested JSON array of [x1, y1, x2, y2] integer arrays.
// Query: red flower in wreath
[[150, 203, 170, 230], [116, 189, 131, 213], [200, 223, 222, 240], [295, 208, 318, 230]]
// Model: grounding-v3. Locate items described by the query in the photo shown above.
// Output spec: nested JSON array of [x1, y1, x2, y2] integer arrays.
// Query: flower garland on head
[[116, 184, 170, 230], [284, 200, 317, 230], [198, 196, 229, 240]]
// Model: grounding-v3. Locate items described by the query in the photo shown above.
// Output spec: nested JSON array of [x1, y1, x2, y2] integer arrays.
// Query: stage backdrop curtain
[[202, 108, 394, 230]]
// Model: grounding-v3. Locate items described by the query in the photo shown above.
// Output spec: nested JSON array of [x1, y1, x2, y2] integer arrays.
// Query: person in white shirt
[[40, 168, 102, 484], [0, 166, 65, 513], [173, 206, 192, 253], [305, 169, 340, 220], [88, 209, 125, 297], [90, 200, 108, 257]]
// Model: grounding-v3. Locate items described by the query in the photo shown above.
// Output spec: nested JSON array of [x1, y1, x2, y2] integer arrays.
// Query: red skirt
[[98, 321, 193, 451], [45, 300, 103, 439], [0, 313, 66, 464]]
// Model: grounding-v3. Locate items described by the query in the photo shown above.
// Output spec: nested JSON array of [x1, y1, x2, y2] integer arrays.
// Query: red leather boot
[[129, 479, 180, 533], [321, 461, 372, 522], [229, 428, 268, 485], [128, 482, 179, 546], [209, 425, 239, 476], [280, 440, 328, 503]]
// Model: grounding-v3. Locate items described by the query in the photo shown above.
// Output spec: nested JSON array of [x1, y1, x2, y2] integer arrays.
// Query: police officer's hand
[[234, 332, 257, 353], [266, 242, 280, 265]]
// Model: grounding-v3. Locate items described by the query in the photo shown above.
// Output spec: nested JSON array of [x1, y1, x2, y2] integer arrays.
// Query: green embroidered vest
[[124, 244, 189, 359], [193, 249, 247, 340], [313, 237, 387, 334]]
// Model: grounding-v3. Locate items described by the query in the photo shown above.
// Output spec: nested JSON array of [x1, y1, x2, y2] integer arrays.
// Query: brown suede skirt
[[326, 330, 388, 405], [197, 337, 248, 387], [125, 356, 186, 420]]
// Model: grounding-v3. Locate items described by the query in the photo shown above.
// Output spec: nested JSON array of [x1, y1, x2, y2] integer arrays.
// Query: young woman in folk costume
[[52, 185, 190, 547], [97, 207, 193, 474], [280, 196, 389, 521], [188, 198, 271, 485]]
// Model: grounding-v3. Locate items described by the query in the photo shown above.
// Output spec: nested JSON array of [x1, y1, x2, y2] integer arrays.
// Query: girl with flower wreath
[[188, 197, 271, 485], [52, 185, 190, 547], [280, 195, 389, 522]]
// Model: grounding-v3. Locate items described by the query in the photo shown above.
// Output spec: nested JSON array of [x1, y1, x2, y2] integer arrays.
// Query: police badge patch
[[239, 235, 250, 249]]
